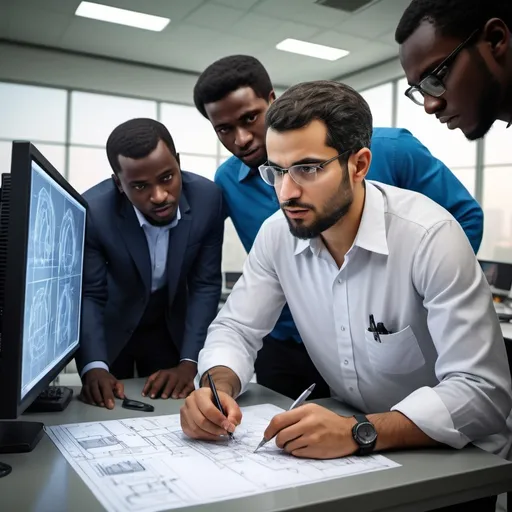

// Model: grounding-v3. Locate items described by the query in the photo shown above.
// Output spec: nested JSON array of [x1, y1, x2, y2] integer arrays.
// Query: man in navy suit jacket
[[76, 118, 223, 409]]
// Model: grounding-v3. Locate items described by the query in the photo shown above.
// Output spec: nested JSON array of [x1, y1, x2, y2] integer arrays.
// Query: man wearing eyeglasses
[[182, 81, 511, 512], [192, 55, 483, 404], [396, 0, 512, 140]]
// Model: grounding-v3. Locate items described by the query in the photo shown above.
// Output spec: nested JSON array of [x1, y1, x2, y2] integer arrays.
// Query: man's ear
[[112, 173, 123, 194], [175, 152, 180, 168], [483, 18, 510, 60], [350, 148, 372, 184], [268, 89, 276, 103]]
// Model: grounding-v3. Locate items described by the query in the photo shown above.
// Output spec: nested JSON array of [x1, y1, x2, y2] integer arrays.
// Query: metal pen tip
[[253, 438, 267, 453]]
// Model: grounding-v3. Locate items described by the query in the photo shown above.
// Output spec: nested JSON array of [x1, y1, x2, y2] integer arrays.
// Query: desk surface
[[1, 380, 511, 512]]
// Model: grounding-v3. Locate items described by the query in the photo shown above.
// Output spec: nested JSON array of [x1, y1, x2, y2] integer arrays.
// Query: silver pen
[[253, 383, 316, 453]]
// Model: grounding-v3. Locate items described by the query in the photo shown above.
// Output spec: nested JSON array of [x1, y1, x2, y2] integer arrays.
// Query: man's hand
[[142, 361, 197, 400], [80, 368, 125, 409], [180, 387, 242, 441], [264, 403, 358, 459]]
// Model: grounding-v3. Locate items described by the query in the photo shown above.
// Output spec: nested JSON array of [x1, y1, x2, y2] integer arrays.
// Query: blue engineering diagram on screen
[[21, 161, 86, 398]]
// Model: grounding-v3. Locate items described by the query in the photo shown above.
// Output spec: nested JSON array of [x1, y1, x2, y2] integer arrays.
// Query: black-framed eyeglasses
[[404, 29, 480, 106], [258, 150, 352, 187]]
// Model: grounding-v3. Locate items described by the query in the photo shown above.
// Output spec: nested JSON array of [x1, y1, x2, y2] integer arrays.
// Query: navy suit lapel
[[117, 197, 151, 295], [166, 191, 191, 302]]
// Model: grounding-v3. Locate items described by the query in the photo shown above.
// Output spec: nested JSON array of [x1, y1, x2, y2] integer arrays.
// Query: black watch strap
[[352, 414, 377, 455]]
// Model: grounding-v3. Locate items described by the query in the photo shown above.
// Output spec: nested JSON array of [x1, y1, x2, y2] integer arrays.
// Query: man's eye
[[163, 175, 172, 182], [246, 114, 257, 123], [134, 184, 146, 190], [296, 166, 317, 174]]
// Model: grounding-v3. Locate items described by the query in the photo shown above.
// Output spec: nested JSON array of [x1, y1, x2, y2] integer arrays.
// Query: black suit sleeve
[[75, 212, 109, 372], [181, 191, 224, 361]]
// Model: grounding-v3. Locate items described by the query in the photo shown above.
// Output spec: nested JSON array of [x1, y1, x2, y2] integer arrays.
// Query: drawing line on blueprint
[[45, 404, 401, 512]]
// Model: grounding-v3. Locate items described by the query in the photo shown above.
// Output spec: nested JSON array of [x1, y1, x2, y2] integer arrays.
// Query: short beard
[[282, 166, 353, 240], [465, 50, 502, 140]]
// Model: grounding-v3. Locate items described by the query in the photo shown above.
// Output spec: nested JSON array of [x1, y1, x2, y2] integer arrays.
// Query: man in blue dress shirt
[[193, 55, 484, 400]]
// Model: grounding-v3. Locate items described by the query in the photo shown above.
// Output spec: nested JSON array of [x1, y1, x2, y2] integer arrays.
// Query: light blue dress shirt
[[81, 207, 181, 377]]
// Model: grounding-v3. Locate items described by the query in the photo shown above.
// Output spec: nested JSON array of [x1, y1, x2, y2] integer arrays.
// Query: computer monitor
[[479, 259, 512, 298], [0, 142, 87, 452]]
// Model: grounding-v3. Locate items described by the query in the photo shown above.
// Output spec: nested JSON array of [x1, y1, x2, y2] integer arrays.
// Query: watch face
[[356, 422, 377, 444]]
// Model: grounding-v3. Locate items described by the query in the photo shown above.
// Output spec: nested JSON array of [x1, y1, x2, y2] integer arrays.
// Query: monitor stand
[[25, 386, 73, 413], [0, 421, 44, 454]]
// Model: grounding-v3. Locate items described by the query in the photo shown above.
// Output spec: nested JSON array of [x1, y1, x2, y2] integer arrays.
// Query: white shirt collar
[[293, 181, 389, 257], [133, 205, 181, 230]]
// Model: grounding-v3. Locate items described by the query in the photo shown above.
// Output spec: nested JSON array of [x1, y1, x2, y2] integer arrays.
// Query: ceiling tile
[[254, 0, 350, 28], [227, 12, 283, 40], [336, 0, 411, 38], [379, 30, 398, 46], [211, 0, 261, 10], [6, 5, 72, 46], [184, 3, 246, 31], [259, 21, 325, 48]]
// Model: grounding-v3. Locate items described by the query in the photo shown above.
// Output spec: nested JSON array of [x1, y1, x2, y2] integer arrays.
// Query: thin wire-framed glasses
[[404, 29, 480, 106], [258, 150, 352, 187]]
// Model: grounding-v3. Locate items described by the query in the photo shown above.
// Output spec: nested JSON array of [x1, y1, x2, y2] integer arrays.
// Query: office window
[[180, 154, 218, 181], [68, 146, 111, 193], [483, 121, 511, 166], [396, 78, 477, 169], [479, 166, 512, 263], [360, 83, 393, 128], [0, 82, 67, 143], [160, 103, 218, 156], [0, 141, 66, 176], [70, 92, 157, 146]]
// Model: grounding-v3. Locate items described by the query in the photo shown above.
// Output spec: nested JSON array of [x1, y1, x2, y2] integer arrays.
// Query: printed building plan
[[45, 404, 400, 512]]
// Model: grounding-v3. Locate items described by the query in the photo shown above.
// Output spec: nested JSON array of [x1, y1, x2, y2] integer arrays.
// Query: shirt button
[[349, 386, 354, 392], [340, 326, 345, 331], [338, 279, 342, 284], [344, 359, 349, 365]]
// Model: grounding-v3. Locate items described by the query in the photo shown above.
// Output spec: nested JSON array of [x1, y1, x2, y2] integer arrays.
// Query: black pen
[[369, 314, 382, 343], [207, 372, 234, 439]]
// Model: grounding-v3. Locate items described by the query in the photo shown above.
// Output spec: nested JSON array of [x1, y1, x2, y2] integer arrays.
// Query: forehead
[[399, 20, 463, 83], [118, 140, 178, 180], [266, 120, 333, 165], [204, 86, 268, 124]]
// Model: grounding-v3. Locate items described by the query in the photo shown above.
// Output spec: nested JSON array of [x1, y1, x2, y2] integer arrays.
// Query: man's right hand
[[180, 387, 242, 440], [80, 368, 125, 409]]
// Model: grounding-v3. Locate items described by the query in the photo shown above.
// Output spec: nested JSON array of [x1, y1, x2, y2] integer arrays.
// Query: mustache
[[280, 199, 316, 211], [152, 202, 175, 212]]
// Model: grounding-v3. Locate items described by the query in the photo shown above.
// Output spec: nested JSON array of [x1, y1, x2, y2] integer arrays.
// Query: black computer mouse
[[0, 462, 12, 478]]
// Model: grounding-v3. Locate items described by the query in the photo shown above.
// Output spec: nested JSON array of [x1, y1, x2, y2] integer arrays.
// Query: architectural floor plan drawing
[[45, 404, 401, 512]]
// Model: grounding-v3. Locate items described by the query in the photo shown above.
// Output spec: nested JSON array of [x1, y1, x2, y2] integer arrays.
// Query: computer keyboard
[[494, 302, 512, 321], [25, 386, 73, 413]]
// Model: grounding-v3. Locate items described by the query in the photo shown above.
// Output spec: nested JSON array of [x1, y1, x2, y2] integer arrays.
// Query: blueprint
[[21, 160, 86, 398], [45, 404, 400, 512]]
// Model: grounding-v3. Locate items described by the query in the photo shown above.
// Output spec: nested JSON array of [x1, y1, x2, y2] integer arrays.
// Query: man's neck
[[320, 185, 366, 268]]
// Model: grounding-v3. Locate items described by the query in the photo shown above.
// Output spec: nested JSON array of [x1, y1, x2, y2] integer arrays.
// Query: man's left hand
[[264, 403, 359, 459], [142, 361, 197, 400]]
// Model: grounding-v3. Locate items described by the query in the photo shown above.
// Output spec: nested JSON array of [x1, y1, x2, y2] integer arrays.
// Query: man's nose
[[278, 173, 301, 203], [234, 128, 253, 148]]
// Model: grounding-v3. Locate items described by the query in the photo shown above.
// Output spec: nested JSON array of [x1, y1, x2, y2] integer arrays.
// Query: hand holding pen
[[180, 373, 242, 441], [254, 383, 316, 452]]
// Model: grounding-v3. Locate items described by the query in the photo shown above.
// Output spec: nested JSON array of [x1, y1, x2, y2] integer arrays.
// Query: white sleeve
[[392, 220, 512, 448]]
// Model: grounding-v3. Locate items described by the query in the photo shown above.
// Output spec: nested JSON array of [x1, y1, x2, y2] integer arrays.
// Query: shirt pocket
[[364, 325, 425, 375]]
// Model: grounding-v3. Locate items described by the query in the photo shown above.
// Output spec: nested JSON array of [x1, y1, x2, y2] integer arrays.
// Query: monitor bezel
[[479, 259, 512, 298], [0, 141, 88, 419]]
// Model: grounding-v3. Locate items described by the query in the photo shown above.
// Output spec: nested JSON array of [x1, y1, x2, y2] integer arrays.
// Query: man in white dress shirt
[[180, 80, 511, 511]]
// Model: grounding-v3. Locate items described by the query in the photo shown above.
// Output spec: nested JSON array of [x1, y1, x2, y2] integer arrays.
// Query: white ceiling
[[0, 0, 410, 87]]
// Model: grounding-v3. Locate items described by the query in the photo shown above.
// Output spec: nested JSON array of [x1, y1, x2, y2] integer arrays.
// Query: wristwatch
[[351, 414, 377, 455]]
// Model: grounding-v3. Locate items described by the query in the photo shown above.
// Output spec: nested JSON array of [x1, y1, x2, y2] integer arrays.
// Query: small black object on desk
[[122, 398, 154, 412], [0, 461, 12, 478]]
